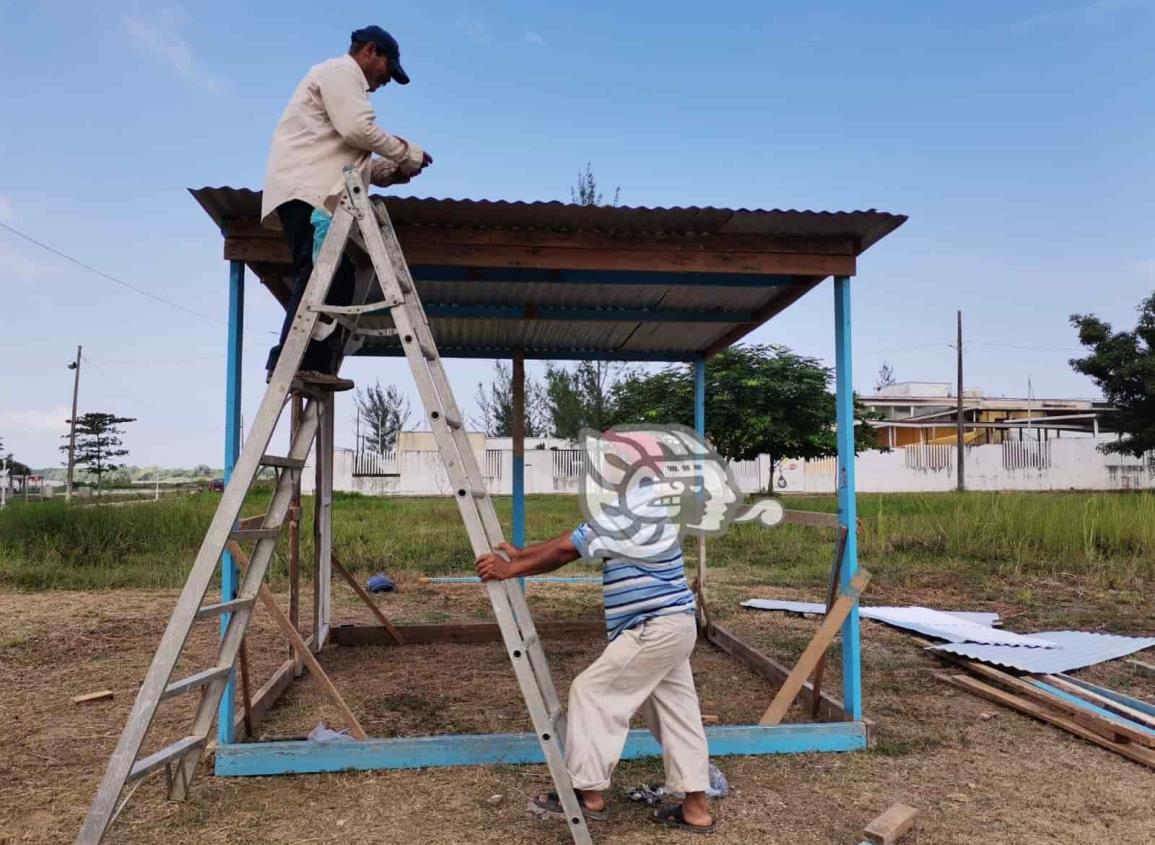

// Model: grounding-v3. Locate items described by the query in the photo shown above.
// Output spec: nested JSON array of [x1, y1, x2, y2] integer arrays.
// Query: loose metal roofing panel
[[932, 631, 1155, 674], [190, 187, 906, 360]]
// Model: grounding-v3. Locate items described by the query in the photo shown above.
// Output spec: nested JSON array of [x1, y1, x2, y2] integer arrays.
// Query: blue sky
[[2, 0, 1153, 467]]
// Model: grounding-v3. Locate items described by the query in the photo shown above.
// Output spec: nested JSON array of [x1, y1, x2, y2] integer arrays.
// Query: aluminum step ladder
[[77, 168, 593, 845]]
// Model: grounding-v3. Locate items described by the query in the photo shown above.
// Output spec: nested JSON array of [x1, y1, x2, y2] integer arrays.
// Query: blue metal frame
[[215, 721, 867, 776], [218, 259, 245, 745], [833, 275, 863, 721]]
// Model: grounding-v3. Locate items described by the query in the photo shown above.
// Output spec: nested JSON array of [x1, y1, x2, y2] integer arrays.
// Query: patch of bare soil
[[2, 572, 1153, 844]]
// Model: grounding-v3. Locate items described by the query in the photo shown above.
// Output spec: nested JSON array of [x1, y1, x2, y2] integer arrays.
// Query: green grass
[[1, 490, 1154, 591]]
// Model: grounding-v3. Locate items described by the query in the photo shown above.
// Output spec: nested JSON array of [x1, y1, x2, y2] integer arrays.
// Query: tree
[[59, 412, 135, 493], [1070, 293, 1155, 456], [472, 362, 547, 437], [608, 344, 879, 475], [875, 360, 897, 392], [571, 163, 620, 207], [355, 380, 412, 453], [544, 361, 629, 439]]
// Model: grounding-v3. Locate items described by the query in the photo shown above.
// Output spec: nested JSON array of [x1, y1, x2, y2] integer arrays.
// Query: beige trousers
[[564, 612, 710, 793]]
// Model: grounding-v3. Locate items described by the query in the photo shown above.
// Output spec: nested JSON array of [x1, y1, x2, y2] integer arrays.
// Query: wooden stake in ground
[[227, 541, 368, 740], [760, 569, 871, 725], [863, 803, 919, 845]]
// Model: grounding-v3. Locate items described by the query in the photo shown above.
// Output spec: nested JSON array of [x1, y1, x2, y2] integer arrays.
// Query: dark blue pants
[[265, 200, 356, 375]]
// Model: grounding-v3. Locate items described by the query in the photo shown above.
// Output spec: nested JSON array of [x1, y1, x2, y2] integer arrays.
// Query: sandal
[[652, 804, 716, 834], [531, 791, 609, 821]]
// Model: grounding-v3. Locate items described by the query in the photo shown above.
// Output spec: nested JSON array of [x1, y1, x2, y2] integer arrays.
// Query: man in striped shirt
[[475, 507, 714, 833]]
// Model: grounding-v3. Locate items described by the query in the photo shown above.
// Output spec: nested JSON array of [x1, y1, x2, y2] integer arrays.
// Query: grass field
[[3, 489, 1154, 592]]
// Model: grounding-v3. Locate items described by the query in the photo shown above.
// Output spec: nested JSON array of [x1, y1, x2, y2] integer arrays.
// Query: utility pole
[[65, 345, 82, 502], [956, 312, 965, 492]]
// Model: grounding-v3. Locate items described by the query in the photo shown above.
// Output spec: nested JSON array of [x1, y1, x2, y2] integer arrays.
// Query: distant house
[[863, 381, 1114, 448]]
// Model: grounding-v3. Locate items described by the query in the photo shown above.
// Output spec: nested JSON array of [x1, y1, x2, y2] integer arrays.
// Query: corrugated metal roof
[[189, 186, 905, 360], [933, 631, 1155, 673], [190, 187, 906, 250]]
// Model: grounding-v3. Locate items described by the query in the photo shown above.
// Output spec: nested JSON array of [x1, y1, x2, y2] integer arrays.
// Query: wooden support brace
[[237, 640, 254, 739], [809, 524, 849, 719], [863, 803, 919, 845], [227, 541, 368, 741], [1044, 674, 1155, 731], [331, 552, 405, 644], [760, 570, 871, 725]]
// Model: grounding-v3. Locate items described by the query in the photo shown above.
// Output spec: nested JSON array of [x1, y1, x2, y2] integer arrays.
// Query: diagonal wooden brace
[[331, 552, 405, 645], [227, 541, 368, 740], [760, 569, 871, 726]]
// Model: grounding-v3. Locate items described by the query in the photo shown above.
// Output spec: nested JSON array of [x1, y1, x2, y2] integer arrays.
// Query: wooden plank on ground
[[330, 619, 604, 647], [961, 663, 1155, 747], [705, 622, 850, 723], [863, 803, 919, 845], [761, 570, 871, 725], [937, 672, 1155, 770], [72, 690, 114, 705], [1043, 675, 1155, 731], [331, 552, 404, 644]]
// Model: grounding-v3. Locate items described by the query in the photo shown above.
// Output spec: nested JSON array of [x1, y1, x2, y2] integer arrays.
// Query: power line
[[0, 219, 229, 325]]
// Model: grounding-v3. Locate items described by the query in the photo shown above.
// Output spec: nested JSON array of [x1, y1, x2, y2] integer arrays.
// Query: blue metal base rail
[[215, 721, 867, 776]]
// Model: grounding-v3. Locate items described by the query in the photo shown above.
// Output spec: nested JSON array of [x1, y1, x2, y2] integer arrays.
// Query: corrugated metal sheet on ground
[[933, 631, 1155, 673], [740, 600, 1054, 646]]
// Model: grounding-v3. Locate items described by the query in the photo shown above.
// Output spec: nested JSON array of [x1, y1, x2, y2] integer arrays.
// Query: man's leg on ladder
[[266, 199, 357, 378], [638, 626, 714, 830]]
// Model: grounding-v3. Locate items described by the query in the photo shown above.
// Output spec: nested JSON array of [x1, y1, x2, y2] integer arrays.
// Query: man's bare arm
[[475, 532, 581, 581]]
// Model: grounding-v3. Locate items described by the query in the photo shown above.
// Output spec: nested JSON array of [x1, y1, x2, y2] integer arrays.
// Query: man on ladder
[[262, 24, 432, 389]]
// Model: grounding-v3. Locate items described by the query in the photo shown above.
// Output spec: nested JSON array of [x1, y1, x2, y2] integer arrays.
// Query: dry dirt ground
[[2, 572, 1153, 845]]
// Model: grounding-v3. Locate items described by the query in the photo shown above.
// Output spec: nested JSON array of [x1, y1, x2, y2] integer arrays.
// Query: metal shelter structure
[[189, 186, 905, 778]]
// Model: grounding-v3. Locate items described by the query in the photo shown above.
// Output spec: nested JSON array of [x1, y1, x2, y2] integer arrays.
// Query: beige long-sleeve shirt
[[261, 54, 424, 227]]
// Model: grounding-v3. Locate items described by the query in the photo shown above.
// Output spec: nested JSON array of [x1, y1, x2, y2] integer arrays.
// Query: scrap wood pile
[[937, 662, 1155, 769], [743, 598, 1155, 768]]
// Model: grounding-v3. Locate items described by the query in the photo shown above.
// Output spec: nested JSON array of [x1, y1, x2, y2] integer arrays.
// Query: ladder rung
[[162, 666, 232, 700], [229, 528, 282, 543], [127, 736, 205, 784], [195, 597, 256, 620], [312, 301, 399, 317], [261, 455, 305, 470]]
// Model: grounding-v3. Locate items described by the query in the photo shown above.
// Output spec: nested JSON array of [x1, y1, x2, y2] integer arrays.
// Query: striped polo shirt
[[571, 522, 697, 641]]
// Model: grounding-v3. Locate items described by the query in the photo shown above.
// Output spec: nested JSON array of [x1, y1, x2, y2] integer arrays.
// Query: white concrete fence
[[301, 435, 1154, 497]]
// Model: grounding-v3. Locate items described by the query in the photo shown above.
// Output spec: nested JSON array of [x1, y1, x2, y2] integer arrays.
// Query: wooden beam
[[330, 619, 604, 647], [72, 690, 114, 705], [237, 640, 254, 739], [863, 803, 919, 845], [1041, 675, 1155, 733], [781, 509, 842, 530], [760, 570, 871, 725], [231, 641, 312, 739], [937, 672, 1155, 770], [705, 622, 850, 723], [331, 552, 404, 644], [705, 281, 819, 357], [225, 236, 856, 277], [810, 525, 850, 719]]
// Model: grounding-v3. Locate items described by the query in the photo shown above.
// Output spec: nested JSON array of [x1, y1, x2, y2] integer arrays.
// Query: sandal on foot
[[531, 791, 609, 821], [652, 804, 716, 834]]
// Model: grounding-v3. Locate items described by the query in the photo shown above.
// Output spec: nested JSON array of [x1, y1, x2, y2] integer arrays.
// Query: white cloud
[[1130, 258, 1155, 278], [524, 30, 544, 45], [458, 16, 491, 44], [0, 405, 71, 437], [0, 196, 15, 224], [124, 7, 226, 94]]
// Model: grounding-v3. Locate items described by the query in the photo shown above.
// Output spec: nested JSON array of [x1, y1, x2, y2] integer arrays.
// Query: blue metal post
[[833, 276, 862, 721], [218, 259, 244, 745]]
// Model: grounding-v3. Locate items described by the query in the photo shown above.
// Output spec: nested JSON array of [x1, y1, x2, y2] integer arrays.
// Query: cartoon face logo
[[578, 424, 783, 562]]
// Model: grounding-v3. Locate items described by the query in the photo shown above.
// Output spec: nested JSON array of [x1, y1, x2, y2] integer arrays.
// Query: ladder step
[[162, 666, 233, 700], [195, 597, 256, 620], [127, 736, 205, 785], [261, 455, 305, 470], [312, 301, 398, 317], [229, 528, 282, 543]]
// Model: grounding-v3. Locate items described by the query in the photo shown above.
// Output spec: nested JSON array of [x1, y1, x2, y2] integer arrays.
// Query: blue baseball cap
[[351, 26, 409, 84]]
